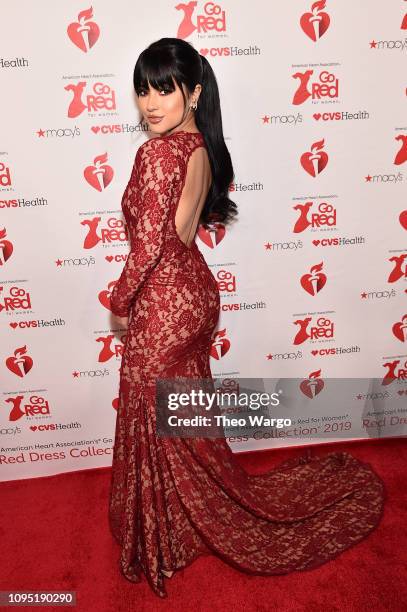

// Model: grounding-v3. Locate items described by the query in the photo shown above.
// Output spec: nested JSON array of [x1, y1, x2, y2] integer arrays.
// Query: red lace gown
[[108, 130, 385, 599]]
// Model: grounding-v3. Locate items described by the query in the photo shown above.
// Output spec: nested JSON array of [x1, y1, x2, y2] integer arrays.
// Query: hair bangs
[[134, 49, 182, 94]]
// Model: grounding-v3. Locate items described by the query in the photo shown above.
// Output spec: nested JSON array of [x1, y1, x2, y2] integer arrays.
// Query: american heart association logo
[[6, 345, 33, 377], [299, 370, 324, 397], [300, 1, 330, 42], [197, 223, 226, 248], [300, 139, 329, 177], [84, 153, 114, 191], [67, 7, 100, 53]]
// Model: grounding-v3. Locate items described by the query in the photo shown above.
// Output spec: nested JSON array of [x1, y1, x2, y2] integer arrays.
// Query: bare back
[[174, 146, 212, 248]]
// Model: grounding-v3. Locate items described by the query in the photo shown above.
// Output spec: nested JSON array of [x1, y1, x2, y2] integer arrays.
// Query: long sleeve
[[110, 138, 178, 317]]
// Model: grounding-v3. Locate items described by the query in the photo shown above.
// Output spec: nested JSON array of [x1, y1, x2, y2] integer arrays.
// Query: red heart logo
[[300, 151, 329, 177], [105, 255, 114, 262], [91, 126, 100, 134], [399, 210, 407, 230], [200, 48, 209, 56], [67, 18, 100, 53], [84, 163, 114, 191], [9, 322, 18, 329], [313, 113, 322, 120], [311, 350, 318, 356], [300, 12, 331, 42], [312, 240, 320, 246], [30, 425, 37, 431]]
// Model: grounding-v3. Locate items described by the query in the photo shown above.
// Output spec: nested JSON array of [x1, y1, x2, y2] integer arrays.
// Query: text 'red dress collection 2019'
[[108, 130, 385, 599]]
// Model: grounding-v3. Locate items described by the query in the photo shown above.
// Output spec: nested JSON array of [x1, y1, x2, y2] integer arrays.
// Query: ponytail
[[195, 54, 238, 226]]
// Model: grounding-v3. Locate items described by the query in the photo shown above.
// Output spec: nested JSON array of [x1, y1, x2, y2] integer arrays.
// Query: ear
[[194, 83, 202, 100]]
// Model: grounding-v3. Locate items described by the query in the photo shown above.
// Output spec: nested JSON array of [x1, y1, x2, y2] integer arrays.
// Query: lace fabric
[[108, 131, 385, 599]]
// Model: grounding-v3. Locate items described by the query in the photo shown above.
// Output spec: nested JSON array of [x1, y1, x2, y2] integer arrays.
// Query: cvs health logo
[[388, 253, 407, 283], [293, 201, 337, 233], [300, 262, 327, 295], [0, 228, 14, 266], [197, 222, 226, 248], [65, 81, 117, 118], [176, 1, 226, 39], [300, 139, 329, 176], [5, 345, 33, 377], [84, 154, 114, 191], [293, 316, 335, 345], [292, 70, 339, 105], [81, 216, 128, 249], [300, 1, 331, 42], [67, 7, 100, 53], [393, 314, 407, 342], [210, 328, 230, 359], [300, 369, 324, 398]]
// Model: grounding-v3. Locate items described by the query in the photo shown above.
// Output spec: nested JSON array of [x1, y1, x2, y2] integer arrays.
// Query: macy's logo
[[176, 1, 226, 39]]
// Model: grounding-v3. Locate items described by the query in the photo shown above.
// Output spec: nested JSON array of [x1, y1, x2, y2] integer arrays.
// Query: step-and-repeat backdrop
[[1, 1, 406, 481]]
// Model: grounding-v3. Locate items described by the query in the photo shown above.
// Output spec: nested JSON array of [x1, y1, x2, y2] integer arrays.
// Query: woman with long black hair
[[108, 37, 384, 599]]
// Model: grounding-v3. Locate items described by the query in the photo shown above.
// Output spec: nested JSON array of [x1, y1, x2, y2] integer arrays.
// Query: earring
[[190, 100, 197, 111]]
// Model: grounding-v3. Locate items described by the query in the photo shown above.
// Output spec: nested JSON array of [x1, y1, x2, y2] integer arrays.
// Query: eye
[[159, 89, 172, 95]]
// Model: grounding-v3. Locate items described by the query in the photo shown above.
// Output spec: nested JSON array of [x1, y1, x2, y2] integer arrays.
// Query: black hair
[[133, 37, 238, 226]]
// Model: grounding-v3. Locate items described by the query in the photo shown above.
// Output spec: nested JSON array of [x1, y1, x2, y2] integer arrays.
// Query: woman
[[108, 37, 385, 599]]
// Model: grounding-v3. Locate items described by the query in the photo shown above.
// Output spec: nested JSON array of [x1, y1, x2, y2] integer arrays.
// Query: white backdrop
[[1, 0, 406, 481]]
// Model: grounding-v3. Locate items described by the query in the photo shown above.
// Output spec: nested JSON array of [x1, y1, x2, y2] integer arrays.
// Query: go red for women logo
[[67, 7, 100, 52], [65, 81, 117, 118], [176, 1, 226, 39], [388, 253, 407, 283], [81, 216, 128, 249], [293, 201, 337, 233], [84, 154, 114, 191], [300, 1, 330, 41], [292, 70, 339, 105]]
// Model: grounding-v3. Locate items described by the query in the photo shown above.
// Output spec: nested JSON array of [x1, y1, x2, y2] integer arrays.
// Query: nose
[[146, 90, 159, 112]]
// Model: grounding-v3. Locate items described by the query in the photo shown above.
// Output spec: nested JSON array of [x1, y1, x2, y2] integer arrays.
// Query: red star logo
[[361, 292, 367, 298], [356, 394, 362, 400], [37, 129, 45, 137], [262, 115, 270, 123], [55, 259, 63, 266], [72, 371, 79, 377], [369, 40, 377, 48], [365, 175, 372, 182], [265, 242, 272, 249], [266, 354, 273, 360]]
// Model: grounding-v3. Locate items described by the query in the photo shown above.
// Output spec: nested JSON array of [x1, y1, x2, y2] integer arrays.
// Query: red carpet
[[1, 437, 405, 612]]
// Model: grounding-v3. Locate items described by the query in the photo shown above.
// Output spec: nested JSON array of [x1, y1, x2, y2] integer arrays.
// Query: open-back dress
[[108, 129, 385, 599]]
